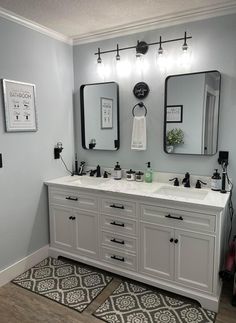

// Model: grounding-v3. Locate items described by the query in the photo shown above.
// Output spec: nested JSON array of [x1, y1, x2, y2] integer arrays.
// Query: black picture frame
[[166, 105, 183, 123]]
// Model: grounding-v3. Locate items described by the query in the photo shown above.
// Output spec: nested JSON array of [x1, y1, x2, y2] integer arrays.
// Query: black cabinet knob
[[174, 239, 178, 244], [170, 238, 174, 243]]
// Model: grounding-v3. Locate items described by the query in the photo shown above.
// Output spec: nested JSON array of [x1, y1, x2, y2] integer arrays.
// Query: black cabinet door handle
[[66, 196, 78, 201], [69, 216, 73, 220], [170, 238, 174, 243], [174, 239, 178, 244], [110, 238, 125, 245], [111, 255, 125, 262], [165, 214, 183, 221], [110, 204, 125, 209], [110, 221, 125, 227]]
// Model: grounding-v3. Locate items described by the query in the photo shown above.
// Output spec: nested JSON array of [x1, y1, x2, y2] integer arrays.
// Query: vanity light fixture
[[158, 36, 164, 56], [179, 31, 192, 67], [116, 44, 120, 61], [97, 47, 102, 64], [182, 32, 188, 52], [95, 32, 192, 65], [157, 36, 168, 72], [136, 41, 149, 57]]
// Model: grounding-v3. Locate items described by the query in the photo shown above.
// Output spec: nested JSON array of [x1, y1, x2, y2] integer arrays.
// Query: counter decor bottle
[[211, 169, 221, 191], [113, 162, 122, 180], [145, 162, 153, 183]]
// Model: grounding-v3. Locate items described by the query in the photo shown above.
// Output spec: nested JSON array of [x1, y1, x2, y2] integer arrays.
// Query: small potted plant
[[166, 128, 184, 153]]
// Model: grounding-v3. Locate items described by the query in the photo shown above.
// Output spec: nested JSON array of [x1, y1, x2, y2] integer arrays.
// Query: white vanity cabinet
[[46, 179, 229, 312], [49, 187, 99, 260], [140, 204, 215, 292]]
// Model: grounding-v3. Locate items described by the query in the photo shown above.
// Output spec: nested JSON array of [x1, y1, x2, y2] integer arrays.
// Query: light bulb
[[179, 46, 192, 68], [157, 47, 167, 73], [116, 59, 131, 78], [135, 55, 149, 76], [97, 62, 111, 79]]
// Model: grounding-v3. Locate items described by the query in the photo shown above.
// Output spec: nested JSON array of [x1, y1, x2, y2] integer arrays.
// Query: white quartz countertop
[[45, 175, 230, 210]]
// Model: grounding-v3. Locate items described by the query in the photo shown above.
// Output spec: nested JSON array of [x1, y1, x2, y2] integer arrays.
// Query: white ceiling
[[0, 0, 236, 44]]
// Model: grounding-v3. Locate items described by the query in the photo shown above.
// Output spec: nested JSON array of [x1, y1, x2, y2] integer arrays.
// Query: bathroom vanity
[[45, 175, 229, 312]]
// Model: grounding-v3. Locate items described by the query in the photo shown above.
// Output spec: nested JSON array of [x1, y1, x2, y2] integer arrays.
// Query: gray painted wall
[[74, 14, 236, 231], [0, 17, 74, 270]]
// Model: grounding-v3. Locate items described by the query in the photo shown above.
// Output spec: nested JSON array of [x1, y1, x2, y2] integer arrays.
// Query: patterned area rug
[[12, 257, 112, 312], [93, 281, 216, 323]]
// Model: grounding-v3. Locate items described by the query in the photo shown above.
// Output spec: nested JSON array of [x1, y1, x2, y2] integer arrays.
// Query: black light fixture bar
[[94, 33, 192, 56]]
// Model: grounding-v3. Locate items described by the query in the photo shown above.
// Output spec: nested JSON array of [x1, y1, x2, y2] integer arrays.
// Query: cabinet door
[[140, 222, 174, 281], [174, 229, 214, 292], [50, 205, 74, 251], [74, 210, 99, 259]]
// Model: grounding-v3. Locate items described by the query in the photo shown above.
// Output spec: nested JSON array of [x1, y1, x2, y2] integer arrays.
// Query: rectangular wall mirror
[[164, 70, 221, 155], [80, 82, 119, 151]]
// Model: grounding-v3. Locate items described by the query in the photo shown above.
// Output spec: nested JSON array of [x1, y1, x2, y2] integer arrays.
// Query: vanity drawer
[[100, 246, 137, 271], [49, 188, 98, 212], [140, 205, 216, 233], [101, 198, 136, 218], [101, 230, 137, 253], [100, 214, 137, 236]]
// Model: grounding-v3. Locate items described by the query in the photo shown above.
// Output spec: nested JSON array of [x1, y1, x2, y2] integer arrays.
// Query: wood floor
[[0, 277, 235, 323]]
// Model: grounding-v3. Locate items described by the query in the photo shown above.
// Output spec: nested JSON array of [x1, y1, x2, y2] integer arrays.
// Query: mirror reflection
[[164, 71, 221, 155], [80, 82, 119, 151]]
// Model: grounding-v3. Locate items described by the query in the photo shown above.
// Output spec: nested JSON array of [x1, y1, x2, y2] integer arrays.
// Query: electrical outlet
[[0, 153, 2, 168], [54, 142, 63, 159], [218, 151, 229, 165]]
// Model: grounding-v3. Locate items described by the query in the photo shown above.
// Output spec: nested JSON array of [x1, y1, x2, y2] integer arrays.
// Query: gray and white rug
[[12, 257, 112, 312], [93, 281, 216, 323]]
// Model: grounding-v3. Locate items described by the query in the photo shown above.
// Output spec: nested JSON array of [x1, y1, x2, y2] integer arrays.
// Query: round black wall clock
[[133, 82, 150, 99]]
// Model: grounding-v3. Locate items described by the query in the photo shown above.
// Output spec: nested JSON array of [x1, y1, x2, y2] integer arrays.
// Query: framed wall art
[[2, 79, 37, 132], [101, 97, 113, 129], [166, 105, 183, 123]]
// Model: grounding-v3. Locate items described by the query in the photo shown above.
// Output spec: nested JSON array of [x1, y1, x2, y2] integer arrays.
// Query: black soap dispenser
[[211, 169, 221, 191]]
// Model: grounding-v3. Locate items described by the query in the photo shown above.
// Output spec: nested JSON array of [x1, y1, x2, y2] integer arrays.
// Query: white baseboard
[[0, 245, 49, 287]]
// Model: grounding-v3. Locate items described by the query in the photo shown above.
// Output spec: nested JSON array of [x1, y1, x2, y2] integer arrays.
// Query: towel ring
[[132, 102, 147, 117]]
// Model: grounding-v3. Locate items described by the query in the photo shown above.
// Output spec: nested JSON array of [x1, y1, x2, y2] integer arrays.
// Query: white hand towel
[[131, 116, 147, 150]]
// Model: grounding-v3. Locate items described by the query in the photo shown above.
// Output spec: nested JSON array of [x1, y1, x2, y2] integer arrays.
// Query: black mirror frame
[[163, 70, 221, 156], [80, 81, 120, 151]]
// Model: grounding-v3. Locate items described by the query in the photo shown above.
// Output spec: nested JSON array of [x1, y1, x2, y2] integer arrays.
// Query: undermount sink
[[66, 176, 111, 186], [154, 186, 209, 200]]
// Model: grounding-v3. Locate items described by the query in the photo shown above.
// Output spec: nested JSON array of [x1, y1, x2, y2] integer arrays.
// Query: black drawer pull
[[111, 238, 125, 245], [110, 204, 125, 209], [69, 216, 76, 220], [66, 196, 78, 201], [111, 255, 125, 262], [110, 221, 125, 227], [165, 214, 183, 221]]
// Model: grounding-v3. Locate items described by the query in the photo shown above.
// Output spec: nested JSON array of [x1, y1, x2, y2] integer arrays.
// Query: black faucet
[[169, 177, 179, 186], [195, 180, 207, 189], [103, 171, 111, 178], [89, 165, 101, 177], [96, 165, 101, 177], [182, 172, 190, 187]]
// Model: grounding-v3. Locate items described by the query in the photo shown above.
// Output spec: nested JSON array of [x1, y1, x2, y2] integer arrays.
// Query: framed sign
[[166, 105, 183, 123], [101, 97, 113, 129], [2, 79, 37, 132]]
